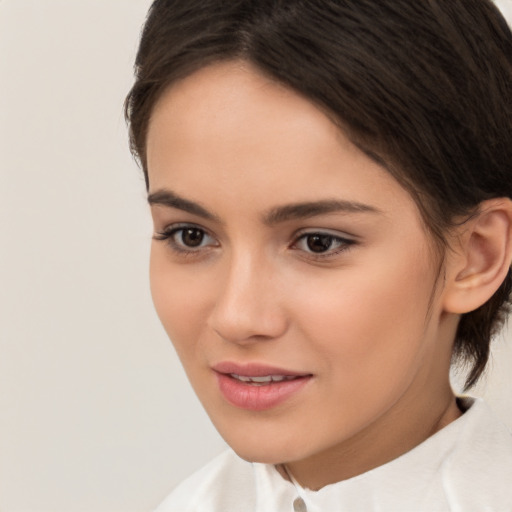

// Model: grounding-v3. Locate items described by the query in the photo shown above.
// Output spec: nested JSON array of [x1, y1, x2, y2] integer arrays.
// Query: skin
[[146, 61, 463, 490]]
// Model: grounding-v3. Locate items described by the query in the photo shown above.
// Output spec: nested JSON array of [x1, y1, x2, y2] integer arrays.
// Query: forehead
[[146, 61, 419, 222], [147, 60, 346, 169]]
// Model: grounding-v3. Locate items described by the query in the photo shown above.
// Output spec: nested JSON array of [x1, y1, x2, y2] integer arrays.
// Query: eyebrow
[[148, 188, 380, 225], [148, 189, 220, 222], [263, 199, 380, 225]]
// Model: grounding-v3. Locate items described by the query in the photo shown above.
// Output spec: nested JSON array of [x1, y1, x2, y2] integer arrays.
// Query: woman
[[125, 1, 512, 510]]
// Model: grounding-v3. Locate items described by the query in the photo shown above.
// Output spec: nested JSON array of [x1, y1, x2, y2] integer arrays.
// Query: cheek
[[291, 248, 435, 385], [149, 246, 211, 358]]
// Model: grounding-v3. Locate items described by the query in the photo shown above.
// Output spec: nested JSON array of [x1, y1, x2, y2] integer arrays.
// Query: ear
[[442, 198, 512, 314]]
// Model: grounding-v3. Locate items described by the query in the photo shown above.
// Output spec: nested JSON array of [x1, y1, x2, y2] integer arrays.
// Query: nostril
[[208, 303, 288, 344]]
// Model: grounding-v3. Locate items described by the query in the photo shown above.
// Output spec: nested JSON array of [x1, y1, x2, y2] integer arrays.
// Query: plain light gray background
[[0, 1, 511, 511]]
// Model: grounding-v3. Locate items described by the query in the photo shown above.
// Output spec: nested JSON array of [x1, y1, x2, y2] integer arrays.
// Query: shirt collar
[[252, 398, 494, 512]]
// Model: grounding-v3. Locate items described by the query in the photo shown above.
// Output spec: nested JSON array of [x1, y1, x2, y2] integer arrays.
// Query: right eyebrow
[[147, 189, 220, 222]]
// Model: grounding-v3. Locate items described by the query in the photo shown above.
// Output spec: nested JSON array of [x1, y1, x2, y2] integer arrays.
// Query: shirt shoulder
[[443, 398, 512, 511], [154, 449, 257, 512]]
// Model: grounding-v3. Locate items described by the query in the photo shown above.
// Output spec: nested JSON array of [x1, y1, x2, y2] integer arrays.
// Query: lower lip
[[215, 373, 312, 411]]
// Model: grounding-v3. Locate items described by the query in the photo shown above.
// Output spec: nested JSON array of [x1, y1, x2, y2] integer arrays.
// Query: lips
[[212, 362, 312, 411]]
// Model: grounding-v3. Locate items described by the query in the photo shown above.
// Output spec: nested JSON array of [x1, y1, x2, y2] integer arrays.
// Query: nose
[[207, 251, 288, 344]]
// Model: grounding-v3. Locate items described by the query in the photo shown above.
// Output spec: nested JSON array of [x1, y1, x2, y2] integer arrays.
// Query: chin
[[219, 428, 313, 466], [231, 445, 289, 465]]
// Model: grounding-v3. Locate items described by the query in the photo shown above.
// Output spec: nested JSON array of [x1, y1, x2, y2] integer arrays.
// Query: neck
[[280, 385, 462, 491]]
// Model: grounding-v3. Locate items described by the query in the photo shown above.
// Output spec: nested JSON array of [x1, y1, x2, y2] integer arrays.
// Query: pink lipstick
[[212, 362, 312, 411]]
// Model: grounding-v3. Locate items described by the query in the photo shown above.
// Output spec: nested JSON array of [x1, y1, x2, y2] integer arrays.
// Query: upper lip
[[212, 361, 311, 377]]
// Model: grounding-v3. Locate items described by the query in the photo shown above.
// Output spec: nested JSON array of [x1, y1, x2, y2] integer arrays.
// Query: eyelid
[[292, 227, 358, 246], [154, 221, 212, 237]]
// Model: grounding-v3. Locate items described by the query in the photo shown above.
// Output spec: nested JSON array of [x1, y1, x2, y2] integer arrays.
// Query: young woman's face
[[146, 62, 457, 484]]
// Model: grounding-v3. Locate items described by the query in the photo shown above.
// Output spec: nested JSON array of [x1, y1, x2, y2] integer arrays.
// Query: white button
[[293, 496, 307, 512]]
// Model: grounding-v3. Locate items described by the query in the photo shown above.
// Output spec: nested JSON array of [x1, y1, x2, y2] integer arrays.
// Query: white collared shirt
[[155, 399, 512, 512]]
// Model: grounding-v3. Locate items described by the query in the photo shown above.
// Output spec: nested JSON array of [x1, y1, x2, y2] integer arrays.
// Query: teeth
[[230, 374, 297, 384], [249, 376, 273, 383], [233, 374, 253, 382]]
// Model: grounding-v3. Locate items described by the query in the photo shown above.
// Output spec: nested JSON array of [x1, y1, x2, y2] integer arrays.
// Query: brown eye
[[180, 228, 205, 247], [154, 224, 218, 254], [306, 234, 335, 253], [292, 231, 355, 258]]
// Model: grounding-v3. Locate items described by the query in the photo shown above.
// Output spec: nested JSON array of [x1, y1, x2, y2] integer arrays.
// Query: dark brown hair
[[125, 0, 512, 389]]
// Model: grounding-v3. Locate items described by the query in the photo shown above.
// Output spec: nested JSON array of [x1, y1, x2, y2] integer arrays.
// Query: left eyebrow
[[263, 199, 381, 225]]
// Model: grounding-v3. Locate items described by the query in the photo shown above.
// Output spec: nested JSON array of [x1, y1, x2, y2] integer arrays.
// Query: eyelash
[[292, 231, 356, 259], [153, 224, 218, 257], [154, 224, 356, 260]]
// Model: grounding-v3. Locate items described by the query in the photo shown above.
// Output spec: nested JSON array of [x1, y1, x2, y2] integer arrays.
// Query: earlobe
[[442, 198, 512, 315]]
